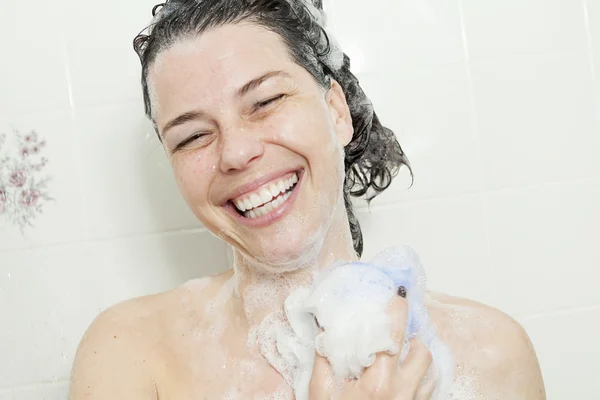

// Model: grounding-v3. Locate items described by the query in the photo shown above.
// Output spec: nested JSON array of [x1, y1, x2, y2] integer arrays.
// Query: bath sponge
[[258, 246, 455, 400]]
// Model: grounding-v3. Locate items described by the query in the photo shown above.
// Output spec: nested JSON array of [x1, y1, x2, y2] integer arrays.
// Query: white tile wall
[[0, 381, 69, 400], [1, 0, 598, 398], [0, 2, 71, 116], [470, 55, 600, 190], [461, 0, 590, 60], [519, 306, 600, 398], [75, 101, 202, 240], [63, 0, 156, 107]]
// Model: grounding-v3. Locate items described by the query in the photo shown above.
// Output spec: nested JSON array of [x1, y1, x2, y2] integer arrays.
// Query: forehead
[[148, 23, 299, 118]]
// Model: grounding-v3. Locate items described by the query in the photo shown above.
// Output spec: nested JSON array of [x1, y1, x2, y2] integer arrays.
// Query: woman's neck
[[231, 210, 358, 327]]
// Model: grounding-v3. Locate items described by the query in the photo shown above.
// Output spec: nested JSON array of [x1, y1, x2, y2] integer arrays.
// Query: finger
[[413, 378, 436, 400], [396, 339, 433, 396], [388, 295, 409, 344], [360, 296, 409, 384], [309, 352, 334, 399]]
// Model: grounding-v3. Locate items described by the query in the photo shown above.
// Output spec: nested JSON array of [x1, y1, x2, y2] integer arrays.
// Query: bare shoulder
[[69, 271, 233, 399], [426, 292, 546, 399]]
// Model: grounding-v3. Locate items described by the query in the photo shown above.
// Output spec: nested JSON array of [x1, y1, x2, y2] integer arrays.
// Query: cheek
[[272, 102, 338, 156], [171, 153, 216, 203]]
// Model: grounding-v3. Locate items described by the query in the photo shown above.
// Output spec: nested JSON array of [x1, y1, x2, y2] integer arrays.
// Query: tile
[[352, 63, 480, 209], [356, 194, 496, 305], [585, 0, 600, 124], [0, 1, 71, 115], [484, 180, 600, 317], [462, 0, 589, 61], [0, 111, 84, 251], [75, 102, 202, 240], [84, 229, 229, 310], [519, 307, 600, 399], [470, 55, 600, 190], [0, 245, 100, 387], [330, 0, 465, 73], [11, 382, 69, 400], [63, 0, 156, 107], [0, 390, 13, 400], [587, 0, 600, 60]]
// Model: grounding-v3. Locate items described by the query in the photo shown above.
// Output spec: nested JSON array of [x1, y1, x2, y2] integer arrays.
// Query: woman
[[70, 0, 545, 398]]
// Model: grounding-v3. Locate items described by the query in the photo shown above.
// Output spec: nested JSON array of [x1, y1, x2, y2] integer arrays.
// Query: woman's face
[[148, 22, 353, 270]]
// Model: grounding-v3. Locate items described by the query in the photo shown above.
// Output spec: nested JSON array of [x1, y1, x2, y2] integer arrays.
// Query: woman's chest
[[156, 334, 295, 400]]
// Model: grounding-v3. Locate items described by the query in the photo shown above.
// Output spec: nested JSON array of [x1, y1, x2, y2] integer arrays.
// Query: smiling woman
[[68, 1, 545, 399]]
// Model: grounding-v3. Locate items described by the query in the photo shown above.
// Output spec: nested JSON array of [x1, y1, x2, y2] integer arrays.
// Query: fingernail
[[314, 315, 322, 329], [397, 286, 407, 298]]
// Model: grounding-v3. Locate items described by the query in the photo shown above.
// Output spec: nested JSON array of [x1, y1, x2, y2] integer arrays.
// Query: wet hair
[[133, 0, 411, 257]]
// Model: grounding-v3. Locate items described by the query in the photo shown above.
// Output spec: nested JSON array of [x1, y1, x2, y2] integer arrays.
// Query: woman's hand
[[308, 297, 434, 400]]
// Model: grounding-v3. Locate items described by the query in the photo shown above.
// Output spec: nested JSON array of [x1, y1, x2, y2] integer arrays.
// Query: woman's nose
[[219, 124, 264, 173]]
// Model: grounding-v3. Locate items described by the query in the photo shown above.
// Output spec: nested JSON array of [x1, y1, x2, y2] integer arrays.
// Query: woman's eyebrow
[[237, 70, 291, 98], [161, 70, 291, 138], [161, 109, 210, 139]]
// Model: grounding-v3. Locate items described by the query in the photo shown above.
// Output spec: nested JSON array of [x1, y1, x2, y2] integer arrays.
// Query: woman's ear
[[326, 79, 354, 147]]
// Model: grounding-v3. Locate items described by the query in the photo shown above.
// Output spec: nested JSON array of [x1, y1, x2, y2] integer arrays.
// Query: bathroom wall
[[0, 0, 598, 398]]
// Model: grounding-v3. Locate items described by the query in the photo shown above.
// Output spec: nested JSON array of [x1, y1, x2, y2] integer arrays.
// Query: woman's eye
[[174, 132, 208, 151], [255, 94, 285, 110]]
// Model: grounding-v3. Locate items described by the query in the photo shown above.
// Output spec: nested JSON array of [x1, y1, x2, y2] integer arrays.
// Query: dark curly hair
[[133, 0, 411, 257]]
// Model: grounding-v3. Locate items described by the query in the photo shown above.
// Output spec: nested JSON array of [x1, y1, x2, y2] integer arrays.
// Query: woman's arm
[[471, 309, 546, 399], [69, 302, 159, 400]]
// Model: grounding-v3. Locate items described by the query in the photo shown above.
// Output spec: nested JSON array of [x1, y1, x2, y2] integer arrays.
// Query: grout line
[[354, 176, 600, 213], [0, 226, 210, 255], [457, 0, 471, 65], [517, 304, 600, 321], [0, 379, 69, 394], [61, 39, 89, 248], [582, 0, 600, 126], [80, 226, 210, 246], [455, 0, 497, 282]]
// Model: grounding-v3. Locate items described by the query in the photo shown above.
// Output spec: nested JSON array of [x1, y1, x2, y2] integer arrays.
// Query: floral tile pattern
[[0, 130, 52, 230]]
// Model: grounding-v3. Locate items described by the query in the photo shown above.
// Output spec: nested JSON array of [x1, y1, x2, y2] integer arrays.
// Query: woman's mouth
[[231, 172, 299, 219]]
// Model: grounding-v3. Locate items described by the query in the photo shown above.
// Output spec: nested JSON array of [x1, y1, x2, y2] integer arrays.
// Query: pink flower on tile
[[19, 189, 40, 208], [0, 188, 6, 214], [9, 170, 27, 188], [0, 128, 51, 229], [25, 132, 38, 143]]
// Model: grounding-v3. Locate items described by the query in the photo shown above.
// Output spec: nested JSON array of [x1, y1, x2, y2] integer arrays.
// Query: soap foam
[[256, 245, 455, 400]]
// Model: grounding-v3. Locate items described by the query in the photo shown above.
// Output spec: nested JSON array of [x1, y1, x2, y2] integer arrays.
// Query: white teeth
[[259, 188, 273, 204], [271, 195, 284, 209], [263, 202, 274, 214], [268, 183, 280, 197], [235, 199, 247, 212], [235, 172, 300, 217], [249, 193, 262, 209]]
